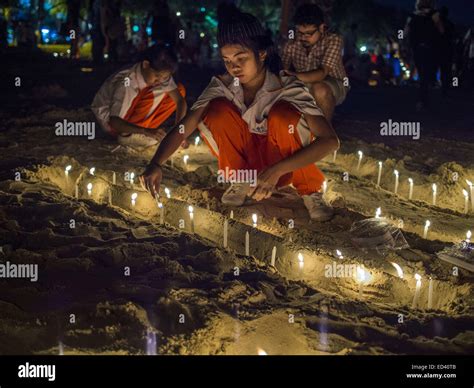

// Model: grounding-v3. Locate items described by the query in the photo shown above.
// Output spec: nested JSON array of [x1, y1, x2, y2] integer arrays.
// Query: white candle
[[412, 273, 422, 309], [130, 172, 135, 186], [271, 246, 276, 266], [298, 252, 304, 270], [59, 342, 64, 356], [408, 178, 414, 200], [195, 136, 200, 146], [252, 213, 258, 228], [87, 182, 92, 196], [467, 180, 473, 211], [89, 167, 95, 175], [112, 171, 116, 185], [467, 230, 472, 244], [230, 210, 234, 219], [183, 154, 189, 168], [75, 184, 79, 199], [463, 189, 469, 214], [432, 183, 437, 206], [427, 277, 433, 309], [65, 165, 72, 177], [108, 187, 112, 205], [245, 231, 249, 256], [393, 170, 399, 194], [164, 187, 171, 199], [376, 161, 382, 186], [423, 220, 431, 239], [188, 205, 194, 233], [357, 150, 363, 171], [375, 207, 382, 219], [322, 180, 327, 194], [333, 150, 337, 162], [356, 266, 367, 298], [131, 192, 137, 207], [158, 202, 164, 224], [223, 219, 228, 248]]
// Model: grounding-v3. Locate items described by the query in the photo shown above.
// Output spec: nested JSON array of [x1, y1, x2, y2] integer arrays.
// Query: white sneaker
[[302, 192, 334, 221], [221, 183, 251, 206], [118, 134, 158, 149]]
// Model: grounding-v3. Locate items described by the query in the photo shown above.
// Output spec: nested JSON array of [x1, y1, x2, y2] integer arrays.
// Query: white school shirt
[[190, 70, 323, 135], [91, 62, 177, 134]]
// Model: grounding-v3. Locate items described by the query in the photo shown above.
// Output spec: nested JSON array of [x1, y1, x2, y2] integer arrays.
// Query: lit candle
[[408, 178, 414, 200], [466, 230, 471, 244], [195, 136, 200, 146], [467, 180, 473, 211], [112, 171, 116, 185], [322, 180, 327, 194], [390, 262, 404, 279], [333, 150, 337, 162], [356, 266, 367, 298], [357, 150, 363, 171], [432, 183, 437, 206], [245, 231, 250, 256], [252, 213, 258, 228], [59, 341, 64, 356], [271, 246, 276, 266], [87, 182, 92, 196], [298, 252, 304, 270], [89, 167, 95, 175], [131, 192, 137, 207], [130, 172, 135, 186], [183, 154, 189, 168], [375, 207, 382, 219], [75, 184, 79, 199], [427, 277, 433, 309], [223, 219, 228, 248], [188, 205, 194, 233], [463, 189, 469, 214], [257, 348, 267, 356], [230, 210, 234, 219], [376, 161, 382, 186], [336, 249, 343, 259], [412, 273, 422, 309], [65, 165, 72, 177], [158, 202, 164, 224], [393, 169, 399, 194], [164, 187, 171, 199], [423, 220, 431, 239]]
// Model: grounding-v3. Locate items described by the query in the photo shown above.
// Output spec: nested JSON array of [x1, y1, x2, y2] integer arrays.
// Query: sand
[[0, 102, 473, 355]]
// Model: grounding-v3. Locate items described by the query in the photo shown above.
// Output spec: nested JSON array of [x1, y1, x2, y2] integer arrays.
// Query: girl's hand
[[139, 163, 163, 197], [251, 166, 283, 201]]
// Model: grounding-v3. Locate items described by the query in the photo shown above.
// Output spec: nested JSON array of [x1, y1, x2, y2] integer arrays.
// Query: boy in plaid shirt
[[282, 3, 348, 121]]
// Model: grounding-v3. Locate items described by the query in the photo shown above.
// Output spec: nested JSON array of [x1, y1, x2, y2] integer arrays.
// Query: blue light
[[146, 27, 152, 35], [132, 25, 139, 32], [360, 45, 367, 53], [41, 28, 50, 34], [200, 7, 206, 12]]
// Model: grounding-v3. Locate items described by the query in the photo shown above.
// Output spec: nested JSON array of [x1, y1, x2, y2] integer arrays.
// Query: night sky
[[374, 0, 474, 26]]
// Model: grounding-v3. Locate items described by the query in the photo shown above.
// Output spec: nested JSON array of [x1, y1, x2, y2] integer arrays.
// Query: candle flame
[[336, 249, 343, 258], [394, 169, 399, 176], [414, 273, 421, 281], [298, 253, 304, 263], [375, 207, 382, 218], [195, 136, 200, 146], [257, 348, 267, 356], [463, 189, 469, 198], [130, 172, 135, 180], [408, 177, 413, 184], [164, 187, 171, 198], [466, 180, 473, 187], [252, 213, 257, 224], [432, 183, 437, 193], [467, 230, 472, 239], [378, 161, 382, 167], [131, 193, 138, 200], [357, 150, 363, 158], [183, 155, 189, 164], [87, 183, 92, 190], [425, 220, 431, 227], [65, 165, 72, 172], [391, 262, 404, 279], [158, 202, 163, 209], [89, 167, 95, 175], [356, 266, 369, 283], [188, 205, 194, 214]]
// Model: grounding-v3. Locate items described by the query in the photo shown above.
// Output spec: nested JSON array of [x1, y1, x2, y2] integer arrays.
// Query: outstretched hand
[[139, 163, 163, 198]]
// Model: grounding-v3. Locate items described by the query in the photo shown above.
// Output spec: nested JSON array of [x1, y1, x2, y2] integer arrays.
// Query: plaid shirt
[[282, 32, 347, 81]]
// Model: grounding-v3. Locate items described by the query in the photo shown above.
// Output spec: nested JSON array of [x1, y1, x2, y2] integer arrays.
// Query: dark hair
[[294, 3, 325, 27], [217, 3, 282, 74], [140, 43, 178, 73]]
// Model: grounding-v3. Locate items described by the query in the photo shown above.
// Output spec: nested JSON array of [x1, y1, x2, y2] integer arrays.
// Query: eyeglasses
[[296, 29, 318, 38]]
